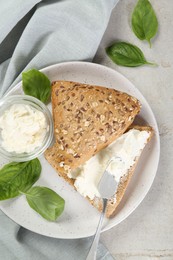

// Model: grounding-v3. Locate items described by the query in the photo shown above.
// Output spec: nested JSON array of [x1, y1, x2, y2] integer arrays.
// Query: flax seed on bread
[[45, 81, 141, 175]]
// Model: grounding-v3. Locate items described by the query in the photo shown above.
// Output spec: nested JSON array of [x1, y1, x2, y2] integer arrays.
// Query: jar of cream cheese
[[0, 95, 53, 161]]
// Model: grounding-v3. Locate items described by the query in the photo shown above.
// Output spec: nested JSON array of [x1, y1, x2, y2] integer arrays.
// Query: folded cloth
[[0, 0, 119, 259], [0, 211, 114, 260]]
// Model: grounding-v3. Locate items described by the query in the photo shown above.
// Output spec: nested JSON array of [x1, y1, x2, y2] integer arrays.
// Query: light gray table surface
[[94, 0, 173, 259]]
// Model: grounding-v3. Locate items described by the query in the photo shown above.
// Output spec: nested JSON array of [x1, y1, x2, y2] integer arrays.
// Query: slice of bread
[[45, 81, 141, 175], [45, 124, 153, 218]]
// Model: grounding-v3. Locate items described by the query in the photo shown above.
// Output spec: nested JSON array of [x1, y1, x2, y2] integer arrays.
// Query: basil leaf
[[106, 42, 154, 67], [0, 159, 41, 200], [22, 69, 51, 103], [132, 0, 158, 47], [25, 186, 65, 221]]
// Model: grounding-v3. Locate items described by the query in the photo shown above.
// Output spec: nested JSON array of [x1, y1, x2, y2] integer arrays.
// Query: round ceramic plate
[[0, 62, 160, 239]]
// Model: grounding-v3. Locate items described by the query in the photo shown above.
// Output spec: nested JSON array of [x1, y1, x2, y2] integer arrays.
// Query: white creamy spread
[[0, 104, 48, 153], [68, 129, 149, 200]]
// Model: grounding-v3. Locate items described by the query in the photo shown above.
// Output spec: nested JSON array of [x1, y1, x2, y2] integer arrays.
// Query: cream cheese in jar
[[0, 103, 48, 153]]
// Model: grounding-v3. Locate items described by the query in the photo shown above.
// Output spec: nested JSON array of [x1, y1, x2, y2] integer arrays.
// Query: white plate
[[0, 61, 160, 239]]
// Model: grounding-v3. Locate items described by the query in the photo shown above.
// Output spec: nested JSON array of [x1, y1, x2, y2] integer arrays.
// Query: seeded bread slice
[[45, 81, 141, 174], [45, 125, 153, 218]]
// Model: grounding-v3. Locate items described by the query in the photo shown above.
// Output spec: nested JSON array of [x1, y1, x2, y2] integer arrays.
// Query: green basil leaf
[[0, 159, 41, 200], [22, 69, 51, 103], [106, 42, 154, 67], [132, 0, 158, 47], [25, 186, 65, 221]]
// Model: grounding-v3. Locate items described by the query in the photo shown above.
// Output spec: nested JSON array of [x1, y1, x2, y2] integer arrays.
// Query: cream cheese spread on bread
[[0, 104, 48, 153], [68, 129, 150, 200]]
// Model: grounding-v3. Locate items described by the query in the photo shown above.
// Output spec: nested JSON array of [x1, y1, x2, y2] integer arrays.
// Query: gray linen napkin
[[0, 0, 119, 259]]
